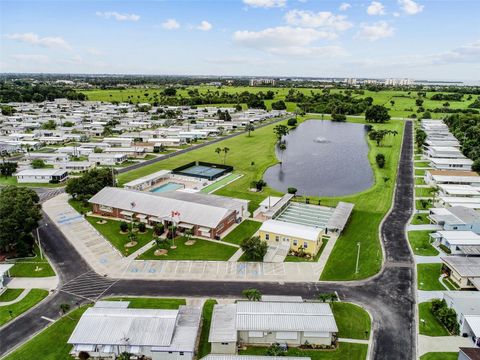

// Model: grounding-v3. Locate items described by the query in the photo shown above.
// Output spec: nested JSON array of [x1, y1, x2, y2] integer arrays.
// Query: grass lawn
[[222, 220, 262, 245], [137, 236, 238, 261], [240, 342, 368, 360], [418, 302, 450, 336], [7, 245, 55, 277], [0, 289, 24, 302], [331, 302, 371, 340], [198, 299, 217, 358], [0, 176, 64, 188], [103, 297, 185, 309], [0, 289, 49, 326], [408, 231, 438, 256], [415, 161, 431, 167], [415, 177, 426, 185], [420, 353, 458, 360], [415, 187, 434, 197], [3, 306, 89, 360], [68, 198, 91, 214], [85, 216, 154, 256], [411, 213, 431, 225], [416, 199, 433, 210], [415, 169, 427, 176], [417, 263, 445, 290], [200, 173, 242, 193]]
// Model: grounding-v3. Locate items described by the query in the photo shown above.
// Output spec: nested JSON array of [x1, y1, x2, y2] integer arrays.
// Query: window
[[265, 234, 270, 241], [303, 242, 308, 248], [293, 239, 298, 246], [221, 342, 230, 345], [180, 352, 184, 356], [275, 235, 279, 242]]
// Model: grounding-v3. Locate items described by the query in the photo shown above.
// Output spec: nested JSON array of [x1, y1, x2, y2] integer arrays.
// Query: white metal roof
[[326, 202, 354, 231], [235, 301, 338, 333], [208, 304, 237, 343], [123, 170, 171, 187], [68, 307, 179, 347], [0, 264, 14, 276], [261, 295, 303, 303], [15, 169, 67, 176], [94, 301, 130, 309], [442, 256, 480, 277], [437, 231, 480, 245], [464, 315, 480, 337], [260, 220, 322, 241], [89, 187, 235, 229]]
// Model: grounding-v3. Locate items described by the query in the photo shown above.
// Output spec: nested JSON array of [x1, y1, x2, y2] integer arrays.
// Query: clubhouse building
[[88, 187, 249, 239]]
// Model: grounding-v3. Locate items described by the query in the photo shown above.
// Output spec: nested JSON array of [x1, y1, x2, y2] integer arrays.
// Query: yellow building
[[258, 219, 323, 256]]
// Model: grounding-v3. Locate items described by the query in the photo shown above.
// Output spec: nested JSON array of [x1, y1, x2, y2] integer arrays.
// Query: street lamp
[[36, 223, 48, 260], [355, 242, 361, 274]]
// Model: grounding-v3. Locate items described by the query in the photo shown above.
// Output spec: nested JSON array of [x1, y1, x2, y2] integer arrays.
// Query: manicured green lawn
[[0, 289, 49, 326], [408, 231, 438, 256], [418, 302, 450, 336], [416, 199, 433, 210], [415, 161, 431, 167], [103, 297, 185, 309], [240, 342, 368, 360], [7, 246, 55, 277], [420, 353, 458, 360], [86, 216, 154, 256], [3, 306, 89, 360], [415, 169, 427, 176], [200, 173, 242, 193], [222, 219, 262, 245], [331, 302, 371, 340], [411, 213, 431, 225], [417, 264, 445, 290], [137, 236, 238, 261], [416, 187, 434, 197], [0, 176, 64, 188], [68, 198, 91, 214], [415, 177, 426, 185], [0, 289, 24, 302], [198, 299, 217, 358]]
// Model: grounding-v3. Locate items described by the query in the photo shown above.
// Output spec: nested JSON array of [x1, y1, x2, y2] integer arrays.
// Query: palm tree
[[60, 303, 71, 315], [242, 288, 262, 301], [278, 143, 287, 164], [222, 147, 230, 164], [215, 147, 222, 160]]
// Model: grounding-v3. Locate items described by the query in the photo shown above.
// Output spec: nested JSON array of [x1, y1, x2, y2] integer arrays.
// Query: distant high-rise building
[[249, 78, 277, 86]]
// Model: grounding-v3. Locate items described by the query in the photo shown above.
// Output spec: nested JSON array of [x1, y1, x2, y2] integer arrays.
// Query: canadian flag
[[171, 211, 180, 217]]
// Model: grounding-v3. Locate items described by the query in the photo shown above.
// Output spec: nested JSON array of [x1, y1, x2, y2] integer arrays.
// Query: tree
[[60, 303, 71, 315], [1, 105, 16, 116], [0, 162, 18, 177], [93, 146, 103, 153], [41, 120, 57, 130], [365, 105, 390, 123], [251, 179, 267, 191], [245, 124, 255, 137], [78, 351, 91, 360], [278, 142, 287, 163], [164, 88, 177, 96], [271, 100, 287, 110], [331, 111, 346, 122], [153, 223, 165, 236], [0, 186, 41, 254], [222, 147, 230, 164], [390, 100, 395, 107], [138, 222, 146, 233], [273, 124, 289, 142], [241, 236, 268, 261], [287, 187, 297, 196], [215, 147, 222, 160], [120, 222, 129, 232], [31, 159, 46, 169], [415, 98, 424, 107], [242, 288, 262, 301], [375, 153, 385, 168], [472, 159, 480, 172], [415, 128, 427, 149], [65, 168, 115, 201], [287, 118, 297, 127]]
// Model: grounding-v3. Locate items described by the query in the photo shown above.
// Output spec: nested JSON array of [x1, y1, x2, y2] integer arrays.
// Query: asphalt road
[[0, 121, 415, 360]]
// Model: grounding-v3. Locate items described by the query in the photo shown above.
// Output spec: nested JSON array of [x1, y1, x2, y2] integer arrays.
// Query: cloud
[[243, 0, 286, 8], [367, 1, 386, 15], [4, 32, 72, 50], [197, 20, 213, 31], [398, 0, 424, 15], [11, 54, 50, 63], [284, 10, 353, 31], [356, 21, 394, 41], [86, 47, 103, 56], [162, 19, 180, 30], [95, 11, 140, 21], [339, 3, 351, 11], [233, 26, 340, 56]]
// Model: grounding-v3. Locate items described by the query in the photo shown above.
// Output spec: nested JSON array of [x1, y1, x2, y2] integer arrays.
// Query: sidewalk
[[0, 289, 29, 305], [6, 276, 58, 291], [418, 335, 473, 356]]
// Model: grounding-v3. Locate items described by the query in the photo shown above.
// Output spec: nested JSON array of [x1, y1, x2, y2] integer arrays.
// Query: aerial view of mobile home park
[[1, 1, 480, 359]]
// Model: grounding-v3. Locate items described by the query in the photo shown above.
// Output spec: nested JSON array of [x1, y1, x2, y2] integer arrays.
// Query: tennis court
[[275, 202, 335, 229], [172, 161, 233, 181]]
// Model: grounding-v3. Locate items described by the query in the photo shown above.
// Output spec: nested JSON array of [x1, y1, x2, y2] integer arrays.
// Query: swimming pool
[[150, 182, 184, 193]]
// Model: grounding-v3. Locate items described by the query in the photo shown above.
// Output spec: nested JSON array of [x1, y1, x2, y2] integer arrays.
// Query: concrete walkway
[[407, 224, 441, 231], [0, 289, 29, 306], [415, 255, 443, 264], [338, 338, 370, 344], [418, 335, 474, 356], [43, 194, 324, 282], [5, 276, 58, 291], [417, 290, 445, 303]]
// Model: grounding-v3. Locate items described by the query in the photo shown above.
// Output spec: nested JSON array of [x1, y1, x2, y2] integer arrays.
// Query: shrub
[[241, 236, 268, 261], [138, 222, 146, 233], [154, 223, 164, 236], [120, 222, 129, 232], [287, 187, 298, 195], [431, 299, 460, 335], [376, 153, 385, 168], [287, 118, 297, 126]]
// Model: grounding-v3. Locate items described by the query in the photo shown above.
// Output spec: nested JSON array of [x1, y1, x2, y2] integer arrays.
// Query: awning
[[75, 344, 95, 352], [178, 222, 194, 229], [120, 210, 134, 217], [430, 232, 441, 239], [198, 226, 211, 232], [128, 346, 141, 354], [149, 217, 164, 222], [136, 214, 147, 219]]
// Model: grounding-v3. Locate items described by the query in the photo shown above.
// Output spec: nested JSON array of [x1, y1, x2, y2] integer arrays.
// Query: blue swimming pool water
[[150, 182, 183, 193]]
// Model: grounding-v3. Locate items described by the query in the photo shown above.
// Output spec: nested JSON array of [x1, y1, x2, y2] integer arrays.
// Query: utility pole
[[355, 242, 361, 274]]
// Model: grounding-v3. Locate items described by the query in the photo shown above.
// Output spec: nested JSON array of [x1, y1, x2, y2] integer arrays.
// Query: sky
[[0, 0, 479, 81]]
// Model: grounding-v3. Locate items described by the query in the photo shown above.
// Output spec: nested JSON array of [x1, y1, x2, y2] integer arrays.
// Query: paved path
[[418, 335, 473, 356], [417, 290, 444, 303], [407, 224, 441, 231], [6, 276, 58, 291], [415, 255, 442, 264], [0, 121, 416, 360]]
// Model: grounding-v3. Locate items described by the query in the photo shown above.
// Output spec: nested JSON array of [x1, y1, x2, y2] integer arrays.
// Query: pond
[[263, 120, 374, 197]]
